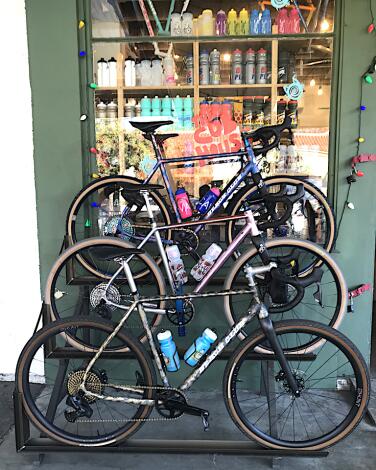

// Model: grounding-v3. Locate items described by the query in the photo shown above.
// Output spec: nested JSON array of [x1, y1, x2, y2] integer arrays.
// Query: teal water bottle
[[173, 95, 184, 129], [162, 95, 172, 116], [184, 328, 217, 367], [140, 96, 151, 116], [151, 96, 161, 116], [183, 95, 194, 130], [157, 330, 180, 372]]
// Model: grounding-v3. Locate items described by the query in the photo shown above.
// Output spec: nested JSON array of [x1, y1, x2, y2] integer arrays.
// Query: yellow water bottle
[[238, 8, 249, 35], [227, 9, 238, 36]]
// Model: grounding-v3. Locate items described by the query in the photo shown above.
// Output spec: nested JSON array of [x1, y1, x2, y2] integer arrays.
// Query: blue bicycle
[[66, 116, 335, 278]]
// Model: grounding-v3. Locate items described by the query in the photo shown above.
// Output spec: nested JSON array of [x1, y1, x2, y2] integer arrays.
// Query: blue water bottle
[[250, 9, 260, 35], [196, 187, 221, 214], [261, 8, 272, 34], [157, 330, 180, 372], [184, 328, 217, 367]]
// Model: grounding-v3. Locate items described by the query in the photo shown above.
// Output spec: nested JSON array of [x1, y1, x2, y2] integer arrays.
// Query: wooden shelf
[[97, 86, 193, 92], [199, 84, 273, 89]]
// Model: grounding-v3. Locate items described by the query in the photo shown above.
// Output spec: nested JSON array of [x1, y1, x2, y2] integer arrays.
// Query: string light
[[321, 19, 330, 31], [358, 137, 365, 143], [360, 105, 367, 111], [80, 114, 88, 121], [223, 53, 231, 62], [89, 147, 98, 154], [79, 51, 87, 57], [364, 74, 373, 84], [78, 20, 85, 29], [89, 83, 98, 89], [309, 78, 316, 87], [368, 23, 375, 33]]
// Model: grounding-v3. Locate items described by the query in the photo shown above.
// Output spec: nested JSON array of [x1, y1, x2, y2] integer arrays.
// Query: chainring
[[166, 300, 195, 326], [172, 228, 199, 256], [155, 389, 187, 419]]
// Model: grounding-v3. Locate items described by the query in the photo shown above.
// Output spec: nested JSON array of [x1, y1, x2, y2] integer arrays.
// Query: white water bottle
[[190, 243, 222, 281], [166, 245, 188, 285]]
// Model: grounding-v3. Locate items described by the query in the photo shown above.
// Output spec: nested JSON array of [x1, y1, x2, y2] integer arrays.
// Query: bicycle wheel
[[224, 320, 369, 450], [66, 176, 174, 278], [226, 176, 336, 262], [45, 238, 166, 347], [16, 318, 156, 447], [224, 239, 347, 352]]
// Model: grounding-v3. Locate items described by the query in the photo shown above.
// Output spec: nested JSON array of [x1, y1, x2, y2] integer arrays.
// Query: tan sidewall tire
[[44, 237, 166, 351], [66, 176, 172, 280], [16, 318, 156, 447], [226, 176, 336, 260], [224, 320, 370, 450], [223, 238, 347, 353]]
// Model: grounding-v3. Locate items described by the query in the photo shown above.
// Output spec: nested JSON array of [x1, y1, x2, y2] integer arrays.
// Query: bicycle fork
[[244, 266, 301, 397]]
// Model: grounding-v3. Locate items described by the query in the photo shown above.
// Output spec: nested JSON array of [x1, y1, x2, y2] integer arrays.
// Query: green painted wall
[[25, 0, 375, 373], [329, 0, 376, 362], [25, 0, 84, 289]]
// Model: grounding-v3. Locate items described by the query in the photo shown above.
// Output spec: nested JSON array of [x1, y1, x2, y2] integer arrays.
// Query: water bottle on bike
[[157, 330, 180, 372], [196, 187, 221, 214], [175, 187, 193, 219], [184, 328, 217, 366], [191, 243, 222, 281], [166, 245, 188, 285]]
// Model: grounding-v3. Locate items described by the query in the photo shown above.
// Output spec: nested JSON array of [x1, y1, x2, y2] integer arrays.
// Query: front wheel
[[16, 318, 156, 447], [226, 176, 336, 264], [224, 320, 370, 450]]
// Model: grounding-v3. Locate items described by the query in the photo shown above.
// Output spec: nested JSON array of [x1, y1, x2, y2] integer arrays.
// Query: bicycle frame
[[128, 132, 261, 228], [80, 264, 299, 406]]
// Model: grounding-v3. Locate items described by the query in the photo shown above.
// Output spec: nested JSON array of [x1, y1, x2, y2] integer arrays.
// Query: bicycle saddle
[[89, 246, 145, 261], [130, 120, 174, 133], [121, 182, 164, 192]]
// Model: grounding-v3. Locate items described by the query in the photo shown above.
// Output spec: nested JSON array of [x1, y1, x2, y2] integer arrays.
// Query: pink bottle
[[175, 187, 193, 219], [289, 8, 301, 34], [277, 8, 290, 34]]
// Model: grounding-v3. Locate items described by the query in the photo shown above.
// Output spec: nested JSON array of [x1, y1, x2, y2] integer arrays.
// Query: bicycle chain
[[77, 383, 188, 424]]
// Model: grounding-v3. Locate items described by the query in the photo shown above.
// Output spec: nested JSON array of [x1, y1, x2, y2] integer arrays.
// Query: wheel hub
[[275, 369, 305, 394]]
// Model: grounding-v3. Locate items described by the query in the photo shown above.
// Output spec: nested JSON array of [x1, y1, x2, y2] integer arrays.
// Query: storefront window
[[90, 0, 335, 196]]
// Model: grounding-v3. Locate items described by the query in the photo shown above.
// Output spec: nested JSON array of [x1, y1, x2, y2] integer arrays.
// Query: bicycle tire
[[224, 320, 369, 450], [224, 238, 347, 353], [66, 176, 174, 279], [16, 318, 156, 447], [44, 237, 166, 350], [226, 176, 336, 260]]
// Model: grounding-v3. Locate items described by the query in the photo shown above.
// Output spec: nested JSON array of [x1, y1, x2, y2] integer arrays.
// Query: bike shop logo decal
[[192, 103, 242, 155]]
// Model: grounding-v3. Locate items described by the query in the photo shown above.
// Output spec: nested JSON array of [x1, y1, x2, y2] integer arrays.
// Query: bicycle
[[17, 257, 369, 449], [66, 116, 336, 278], [46, 184, 347, 353]]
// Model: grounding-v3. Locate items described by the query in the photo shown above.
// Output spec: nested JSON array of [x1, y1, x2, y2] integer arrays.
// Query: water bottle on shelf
[[250, 9, 261, 35], [124, 58, 136, 86], [175, 187, 193, 219], [215, 10, 227, 36], [186, 55, 194, 85], [151, 96, 161, 116], [182, 12, 193, 36], [231, 49, 243, 85], [173, 95, 184, 129], [196, 187, 221, 214], [227, 9, 238, 35], [184, 328, 217, 367], [157, 330, 180, 372], [276, 8, 289, 34], [199, 50, 210, 85], [161, 96, 172, 116], [170, 12, 182, 36], [140, 96, 151, 116], [209, 49, 221, 85], [151, 58, 163, 86], [245, 48, 256, 84], [190, 243, 222, 281], [183, 95, 194, 130], [238, 8, 249, 35], [108, 57, 117, 86], [163, 54, 176, 85], [166, 245, 188, 285], [97, 58, 107, 86], [256, 48, 268, 84], [290, 8, 301, 34], [260, 8, 272, 35]]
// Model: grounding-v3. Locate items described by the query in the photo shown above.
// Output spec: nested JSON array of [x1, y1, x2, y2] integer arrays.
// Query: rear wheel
[[66, 176, 173, 278], [44, 237, 166, 348], [224, 320, 369, 450], [16, 319, 156, 447]]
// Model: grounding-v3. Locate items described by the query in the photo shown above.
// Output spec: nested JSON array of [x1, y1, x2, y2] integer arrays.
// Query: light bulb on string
[[321, 19, 330, 32], [368, 23, 375, 33], [309, 78, 316, 87], [223, 53, 231, 62]]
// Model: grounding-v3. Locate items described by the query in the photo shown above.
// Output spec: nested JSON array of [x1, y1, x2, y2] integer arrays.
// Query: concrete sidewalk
[[0, 384, 375, 470]]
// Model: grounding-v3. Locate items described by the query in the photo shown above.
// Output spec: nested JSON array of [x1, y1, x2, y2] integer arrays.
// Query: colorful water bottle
[[245, 48, 256, 84], [161, 96, 172, 116], [231, 49, 243, 85], [151, 96, 161, 116], [196, 187, 220, 214], [175, 187, 193, 219], [238, 8, 249, 35], [277, 8, 289, 34], [290, 8, 301, 34], [190, 243, 222, 281], [256, 48, 268, 84], [184, 328, 217, 367], [173, 95, 184, 129], [216, 10, 227, 36], [209, 49, 221, 85], [227, 9, 238, 35], [140, 96, 151, 116], [183, 95, 194, 130], [186, 55, 194, 84], [250, 9, 261, 35], [157, 330, 180, 372], [261, 8, 272, 34], [166, 245, 188, 285]]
